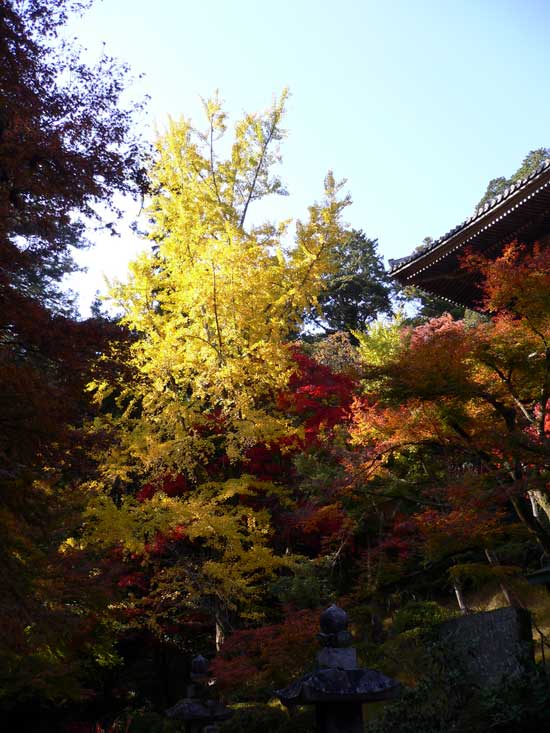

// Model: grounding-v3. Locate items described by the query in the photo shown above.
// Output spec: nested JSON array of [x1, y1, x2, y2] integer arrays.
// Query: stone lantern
[[166, 654, 232, 733], [277, 604, 400, 733]]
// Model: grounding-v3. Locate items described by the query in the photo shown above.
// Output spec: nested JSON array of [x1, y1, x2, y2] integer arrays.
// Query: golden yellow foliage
[[98, 91, 350, 478], [85, 92, 352, 617]]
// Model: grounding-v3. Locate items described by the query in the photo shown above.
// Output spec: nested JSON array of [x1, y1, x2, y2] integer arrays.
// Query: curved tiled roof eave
[[389, 159, 550, 278]]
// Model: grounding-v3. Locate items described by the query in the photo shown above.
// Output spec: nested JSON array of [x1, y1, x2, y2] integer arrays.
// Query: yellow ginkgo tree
[[85, 91, 351, 634]]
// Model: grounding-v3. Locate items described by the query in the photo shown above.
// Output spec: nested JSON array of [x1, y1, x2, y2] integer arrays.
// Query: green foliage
[[292, 450, 346, 499], [271, 563, 324, 609], [473, 666, 550, 732], [404, 289, 466, 323], [393, 239, 466, 322], [365, 636, 475, 732], [366, 673, 470, 732], [308, 331, 363, 377], [477, 148, 550, 209], [391, 601, 456, 635], [354, 312, 406, 368], [448, 562, 520, 589], [368, 664, 550, 733], [126, 710, 183, 733], [363, 610, 448, 688], [308, 229, 393, 333], [221, 703, 314, 733]]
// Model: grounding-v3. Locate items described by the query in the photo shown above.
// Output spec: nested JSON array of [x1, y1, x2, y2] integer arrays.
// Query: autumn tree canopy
[[85, 91, 353, 637], [0, 0, 145, 708], [1, 0, 143, 478], [348, 242, 550, 602], [4, 8, 550, 725]]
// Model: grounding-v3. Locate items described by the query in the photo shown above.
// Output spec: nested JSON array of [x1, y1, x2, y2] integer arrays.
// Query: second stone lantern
[[277, 604, 400, 733]]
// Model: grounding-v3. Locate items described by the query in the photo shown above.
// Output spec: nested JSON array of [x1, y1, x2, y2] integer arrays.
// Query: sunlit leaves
[[348, 241, 550, 578], [87, 94, 352, 621], [101, 93, 351, 481]]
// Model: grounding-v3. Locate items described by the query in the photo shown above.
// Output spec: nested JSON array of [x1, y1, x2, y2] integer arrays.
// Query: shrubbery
[[366, 661, 550, 732], [220, 703, 314, 733]]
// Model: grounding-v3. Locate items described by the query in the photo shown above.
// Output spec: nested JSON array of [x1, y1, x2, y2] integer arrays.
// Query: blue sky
[[65, 0, 550, 314]]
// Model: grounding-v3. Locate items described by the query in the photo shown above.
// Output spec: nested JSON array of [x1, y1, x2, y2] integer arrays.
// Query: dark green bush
[[366, 663, 550, 733], [220, 703, 314, 733], [391, 601, 456, 635], [471, 666, 550, 732], [126, 710, 182, 733]]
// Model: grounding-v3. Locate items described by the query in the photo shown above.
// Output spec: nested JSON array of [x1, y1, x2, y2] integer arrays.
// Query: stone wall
[[437, 606, 534, 686]]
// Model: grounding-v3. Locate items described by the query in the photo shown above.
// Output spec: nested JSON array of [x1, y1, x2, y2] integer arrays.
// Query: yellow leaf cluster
[[85, 92, 351, 616], [105, 91, 351, 477]]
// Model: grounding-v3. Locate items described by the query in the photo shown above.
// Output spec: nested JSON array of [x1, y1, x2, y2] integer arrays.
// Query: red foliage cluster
[[143, 525, 188, 556], [117, 572, 148, 590], [376, 513, 419, 561], [279, 349, 357, 443], [237, 349, 357, 485], [136, 473, 190, 501], [211, 607, 320, 699], [286, 501, 351, 555], [243, 441, 294, 482], [463, 241, 550, 316], [524, 401, 550, 442]]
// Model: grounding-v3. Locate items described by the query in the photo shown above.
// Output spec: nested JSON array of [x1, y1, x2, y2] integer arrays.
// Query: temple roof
[[389, 160, 550, 309]]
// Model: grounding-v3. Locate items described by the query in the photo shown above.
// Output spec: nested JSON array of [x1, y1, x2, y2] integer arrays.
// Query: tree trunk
[[528, 489, 550, 528], [484, 548, 515, 606], [214, 598, 228, 651], [215, 615, 225, 651], [453, 580, 469, 614], [511, 495, 550, 555]]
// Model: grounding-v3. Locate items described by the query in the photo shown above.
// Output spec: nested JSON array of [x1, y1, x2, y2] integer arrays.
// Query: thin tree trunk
[[511, 495, 550, 555], [484, 547, 514, 606], [214, 598, 228, 651], [453, 580, 469, 614], [215, 616, 225, 651], [529, 489, 550, 528]]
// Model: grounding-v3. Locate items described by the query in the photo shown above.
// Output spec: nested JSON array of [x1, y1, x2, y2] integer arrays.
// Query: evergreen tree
[[477, 147, 550, 209], [308, 229, 393, 334]]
